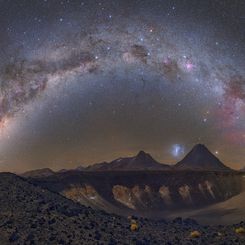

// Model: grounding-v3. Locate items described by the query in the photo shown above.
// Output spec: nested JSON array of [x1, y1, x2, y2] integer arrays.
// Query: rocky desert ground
[[0, 172, 245, 245]]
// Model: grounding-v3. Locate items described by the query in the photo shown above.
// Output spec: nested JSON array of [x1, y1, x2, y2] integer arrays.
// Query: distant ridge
[[21, 144, 233, 174], [86, 151, 170, 171], [22, 168, 55, 178], [174, 144, 231, 171]]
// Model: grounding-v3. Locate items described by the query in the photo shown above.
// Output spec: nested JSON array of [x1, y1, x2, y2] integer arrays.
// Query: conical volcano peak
[[135, 150, 157, 162], [190, 144, 213, 155], [175, 144, 230, 171], [136, 150, 149, 158], [193, 144, 207, 150], [193, 143, 209, 149]]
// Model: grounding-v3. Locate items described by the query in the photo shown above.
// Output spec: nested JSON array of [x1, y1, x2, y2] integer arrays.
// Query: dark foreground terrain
[[29, 170, 243, 218], [0, 173, 245, 245]]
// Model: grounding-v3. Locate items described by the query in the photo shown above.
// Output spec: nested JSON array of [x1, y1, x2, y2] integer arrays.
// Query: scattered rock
[[190, 230, 201, 238], [0, 173, 244, 244], [235, 227, 245, 235]]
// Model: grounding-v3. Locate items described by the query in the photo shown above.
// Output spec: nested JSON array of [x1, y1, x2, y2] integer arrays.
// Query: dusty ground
[[0, 173, 245, 245]]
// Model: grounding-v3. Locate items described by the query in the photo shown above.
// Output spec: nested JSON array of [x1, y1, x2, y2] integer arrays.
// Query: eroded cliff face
[[61, 184, 119, 213], [30, 171, 244, 216], [62, 184, 98, 205], [109, 177, 240, 211]]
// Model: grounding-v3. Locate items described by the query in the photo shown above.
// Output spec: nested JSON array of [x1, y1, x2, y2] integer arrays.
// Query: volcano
[[86, 150, 170, 171], [175, 144, 231, 171]]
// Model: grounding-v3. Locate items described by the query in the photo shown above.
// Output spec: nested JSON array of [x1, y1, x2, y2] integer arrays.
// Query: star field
[[0, 0, 244, 172]]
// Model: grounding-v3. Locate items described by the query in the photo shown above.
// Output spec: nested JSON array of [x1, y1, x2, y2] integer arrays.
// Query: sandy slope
[[170, 191, 245, 225]]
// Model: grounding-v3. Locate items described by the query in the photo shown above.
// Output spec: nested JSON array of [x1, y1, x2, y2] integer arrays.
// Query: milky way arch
[[0, 0, 244, 171]]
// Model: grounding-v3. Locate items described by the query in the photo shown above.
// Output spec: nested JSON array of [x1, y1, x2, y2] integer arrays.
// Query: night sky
[[0, 0, 244, 172]]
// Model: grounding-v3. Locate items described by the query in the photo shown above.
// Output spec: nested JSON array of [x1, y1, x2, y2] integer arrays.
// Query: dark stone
[[31, 223, 37, 228], [172, 217, 182, 224], [9, 231, 19, 242], [95, 231, 102, 240]]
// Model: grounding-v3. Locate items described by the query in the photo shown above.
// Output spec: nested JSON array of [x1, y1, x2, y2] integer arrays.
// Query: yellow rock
[[235, 227, 245, 234], [190, 230, 201, 238], [130, 222, 138, 231]]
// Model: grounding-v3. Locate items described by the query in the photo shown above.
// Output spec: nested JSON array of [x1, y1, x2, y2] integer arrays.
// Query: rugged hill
[[86, 151, 170, 171], [75, 144, 232, 172], [48, 144, 233, 172], [1, 172, 245, 244], [22, 168, 55, 178], [175, 144, 231, 171], [29, 170, 243, 218]]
